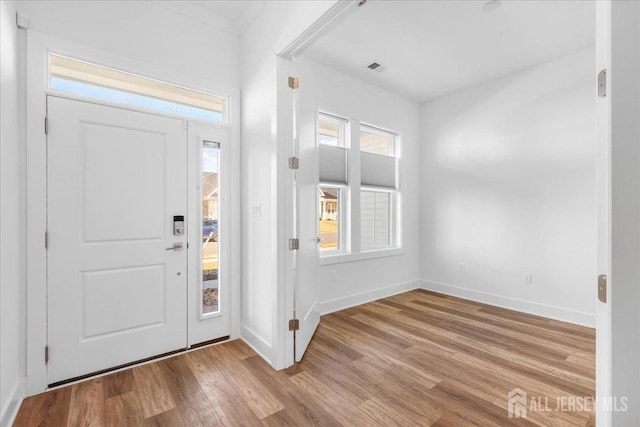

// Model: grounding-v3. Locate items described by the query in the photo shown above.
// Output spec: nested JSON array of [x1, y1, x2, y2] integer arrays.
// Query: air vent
[[367, 62, 386, 73]]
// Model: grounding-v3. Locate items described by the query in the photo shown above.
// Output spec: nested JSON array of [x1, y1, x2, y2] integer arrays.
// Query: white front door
[[47, 96, 189, 385]]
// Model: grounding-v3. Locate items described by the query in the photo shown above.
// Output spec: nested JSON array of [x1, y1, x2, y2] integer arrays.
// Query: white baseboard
[[421, 280, 595, 328], [240, 324, 275, 368], [319, 280, 421, 316], [1, 377, 25, 427]]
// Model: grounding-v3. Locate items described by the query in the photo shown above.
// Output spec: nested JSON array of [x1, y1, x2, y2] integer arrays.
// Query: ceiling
[[190, 1, 266, 33], [157, 1, 266, 37], [303, 0, 596, 103]]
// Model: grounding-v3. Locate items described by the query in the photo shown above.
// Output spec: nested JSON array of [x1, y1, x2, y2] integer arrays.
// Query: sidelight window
[[202, 141, 220, 315]]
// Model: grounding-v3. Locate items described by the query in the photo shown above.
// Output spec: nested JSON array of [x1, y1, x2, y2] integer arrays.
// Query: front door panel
[[47, 96, 188, 384]]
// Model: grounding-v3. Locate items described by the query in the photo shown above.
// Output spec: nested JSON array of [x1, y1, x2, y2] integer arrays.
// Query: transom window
[[318, 113, 347, 147], [49, 54, 227, 123], [360, 127, 394, 156]]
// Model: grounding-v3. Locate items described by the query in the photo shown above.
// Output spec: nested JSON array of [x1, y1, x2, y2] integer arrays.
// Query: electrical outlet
[[457, 262, 466, 273], [331, 271, 337, 282], [523, 273, 533, 284]]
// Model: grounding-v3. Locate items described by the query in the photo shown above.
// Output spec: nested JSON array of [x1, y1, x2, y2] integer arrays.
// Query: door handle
[[166, 243, 184, 251]]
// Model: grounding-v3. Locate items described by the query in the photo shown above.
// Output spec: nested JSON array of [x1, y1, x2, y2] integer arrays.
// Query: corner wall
[[293, 57, 422, 314], [420, 48, 597, 327], [239, 1, 338, 368], [1, 1, 27, 425]]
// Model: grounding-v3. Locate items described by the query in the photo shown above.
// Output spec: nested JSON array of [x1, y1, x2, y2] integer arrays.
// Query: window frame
[[317, 111, 402, 265], [47, 53, 229, 125]]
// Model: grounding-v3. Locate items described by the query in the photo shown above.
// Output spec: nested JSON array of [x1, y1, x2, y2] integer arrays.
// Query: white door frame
[[595, 1, 612, 424], [25, 30, 241, 395], [275, 0, 359, 370]]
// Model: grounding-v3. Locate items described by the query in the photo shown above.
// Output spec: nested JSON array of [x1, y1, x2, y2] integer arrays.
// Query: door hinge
[[288, 77, 299, 90], [598, 69, 607, 98], [44, 231, 48, 249], [44, 116, 49, 134], [288, 156, 299, 169], [598, 274, 607, 303], [45, 346, 49, 363], [289, 238, 299, 250], [289, 318, 300, 331]]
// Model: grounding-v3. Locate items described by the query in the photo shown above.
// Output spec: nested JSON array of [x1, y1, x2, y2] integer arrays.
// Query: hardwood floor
[[14, 290, 595, 426]]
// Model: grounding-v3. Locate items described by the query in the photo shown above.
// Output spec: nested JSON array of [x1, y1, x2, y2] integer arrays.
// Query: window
[[49, 54, 227, 123], [361, 191, 392, 249], [318, 114, 346, 146], [318, 186, 342, 252], [360, 128, 394, 156], [360, 125, 398, 251], [318, 113, 349, 254], [316, 113, 400, 260], [202, 142, 220, 315]]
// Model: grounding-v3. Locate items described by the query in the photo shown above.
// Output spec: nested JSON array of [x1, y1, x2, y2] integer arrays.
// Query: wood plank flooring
[[14, 290, 595, 426]]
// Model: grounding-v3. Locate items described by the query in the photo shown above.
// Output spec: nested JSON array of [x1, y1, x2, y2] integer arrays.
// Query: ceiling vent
[[367, 62, 385, 72]]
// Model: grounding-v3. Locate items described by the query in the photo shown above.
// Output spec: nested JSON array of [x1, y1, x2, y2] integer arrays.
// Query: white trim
[[595, 1, 611, 425], [26, 30, 241, 395], [319, 247, 404, 265], [26, 29, 48, 397], [319, 280, 420, 315], [187, 123, 236, 346], [421, 280, 596, 328], [45, 91, 229, 129], [279, 1, 359, 60], [0, 378, 25, 427], [240, 326, 275, 368]]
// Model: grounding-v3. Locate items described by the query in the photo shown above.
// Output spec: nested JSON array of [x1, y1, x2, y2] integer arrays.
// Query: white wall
[[1, 1, 27, 425], [294, 57, 422, 313], [420, 48, 597, 326], [239, 1, 337, 368], [16, 0, 239, 89]]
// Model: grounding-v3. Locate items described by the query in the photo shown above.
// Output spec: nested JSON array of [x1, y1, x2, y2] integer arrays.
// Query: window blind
[[319, 144, 348, 184], [360, 152, 396, 189], [361, 191, 391, 249]]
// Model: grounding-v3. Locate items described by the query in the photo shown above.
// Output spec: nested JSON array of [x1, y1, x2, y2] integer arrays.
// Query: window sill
[[319, 247, 404, 266]]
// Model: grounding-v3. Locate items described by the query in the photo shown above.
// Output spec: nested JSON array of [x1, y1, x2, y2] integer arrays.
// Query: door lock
[[173, 215, 185, 235], [166, 242, 184, 251]]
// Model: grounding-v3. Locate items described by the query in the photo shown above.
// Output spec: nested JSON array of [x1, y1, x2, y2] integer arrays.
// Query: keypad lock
[[173, 215, 185, 236]]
